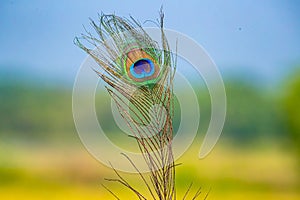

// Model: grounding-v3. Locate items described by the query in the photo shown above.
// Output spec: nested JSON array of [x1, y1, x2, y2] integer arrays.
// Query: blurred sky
[[0, 0, 299, 87]]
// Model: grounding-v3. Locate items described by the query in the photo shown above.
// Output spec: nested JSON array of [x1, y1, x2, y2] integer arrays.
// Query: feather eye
[[123, 48, 160, 85]]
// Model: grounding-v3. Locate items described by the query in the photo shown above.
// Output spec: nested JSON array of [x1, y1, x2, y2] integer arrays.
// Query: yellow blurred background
[[1, 77, 300, 199]]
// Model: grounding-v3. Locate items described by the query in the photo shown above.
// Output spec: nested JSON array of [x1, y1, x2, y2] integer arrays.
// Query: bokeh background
[[1, 0, 300, 199]]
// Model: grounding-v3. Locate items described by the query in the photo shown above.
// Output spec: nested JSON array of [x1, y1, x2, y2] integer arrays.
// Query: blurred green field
[[0, 140, 299, 199], [1, 76, 300, 199]]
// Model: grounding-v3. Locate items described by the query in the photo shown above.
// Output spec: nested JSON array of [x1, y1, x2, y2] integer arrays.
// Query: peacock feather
[[75, 9, 204, 200]]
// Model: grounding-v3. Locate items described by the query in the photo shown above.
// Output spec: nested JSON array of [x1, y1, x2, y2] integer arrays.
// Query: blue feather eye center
[[130, 59, 155, 79]]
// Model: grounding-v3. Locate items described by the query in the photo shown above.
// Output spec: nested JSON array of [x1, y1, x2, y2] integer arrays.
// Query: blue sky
[[0, 0, 299, 87]]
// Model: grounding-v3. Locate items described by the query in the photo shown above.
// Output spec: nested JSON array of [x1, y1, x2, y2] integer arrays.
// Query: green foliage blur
[[0, 79, 287, 145], [282, 68, 300, 157], [0, 70, 299, 199], [0, 83, 75, 142]]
